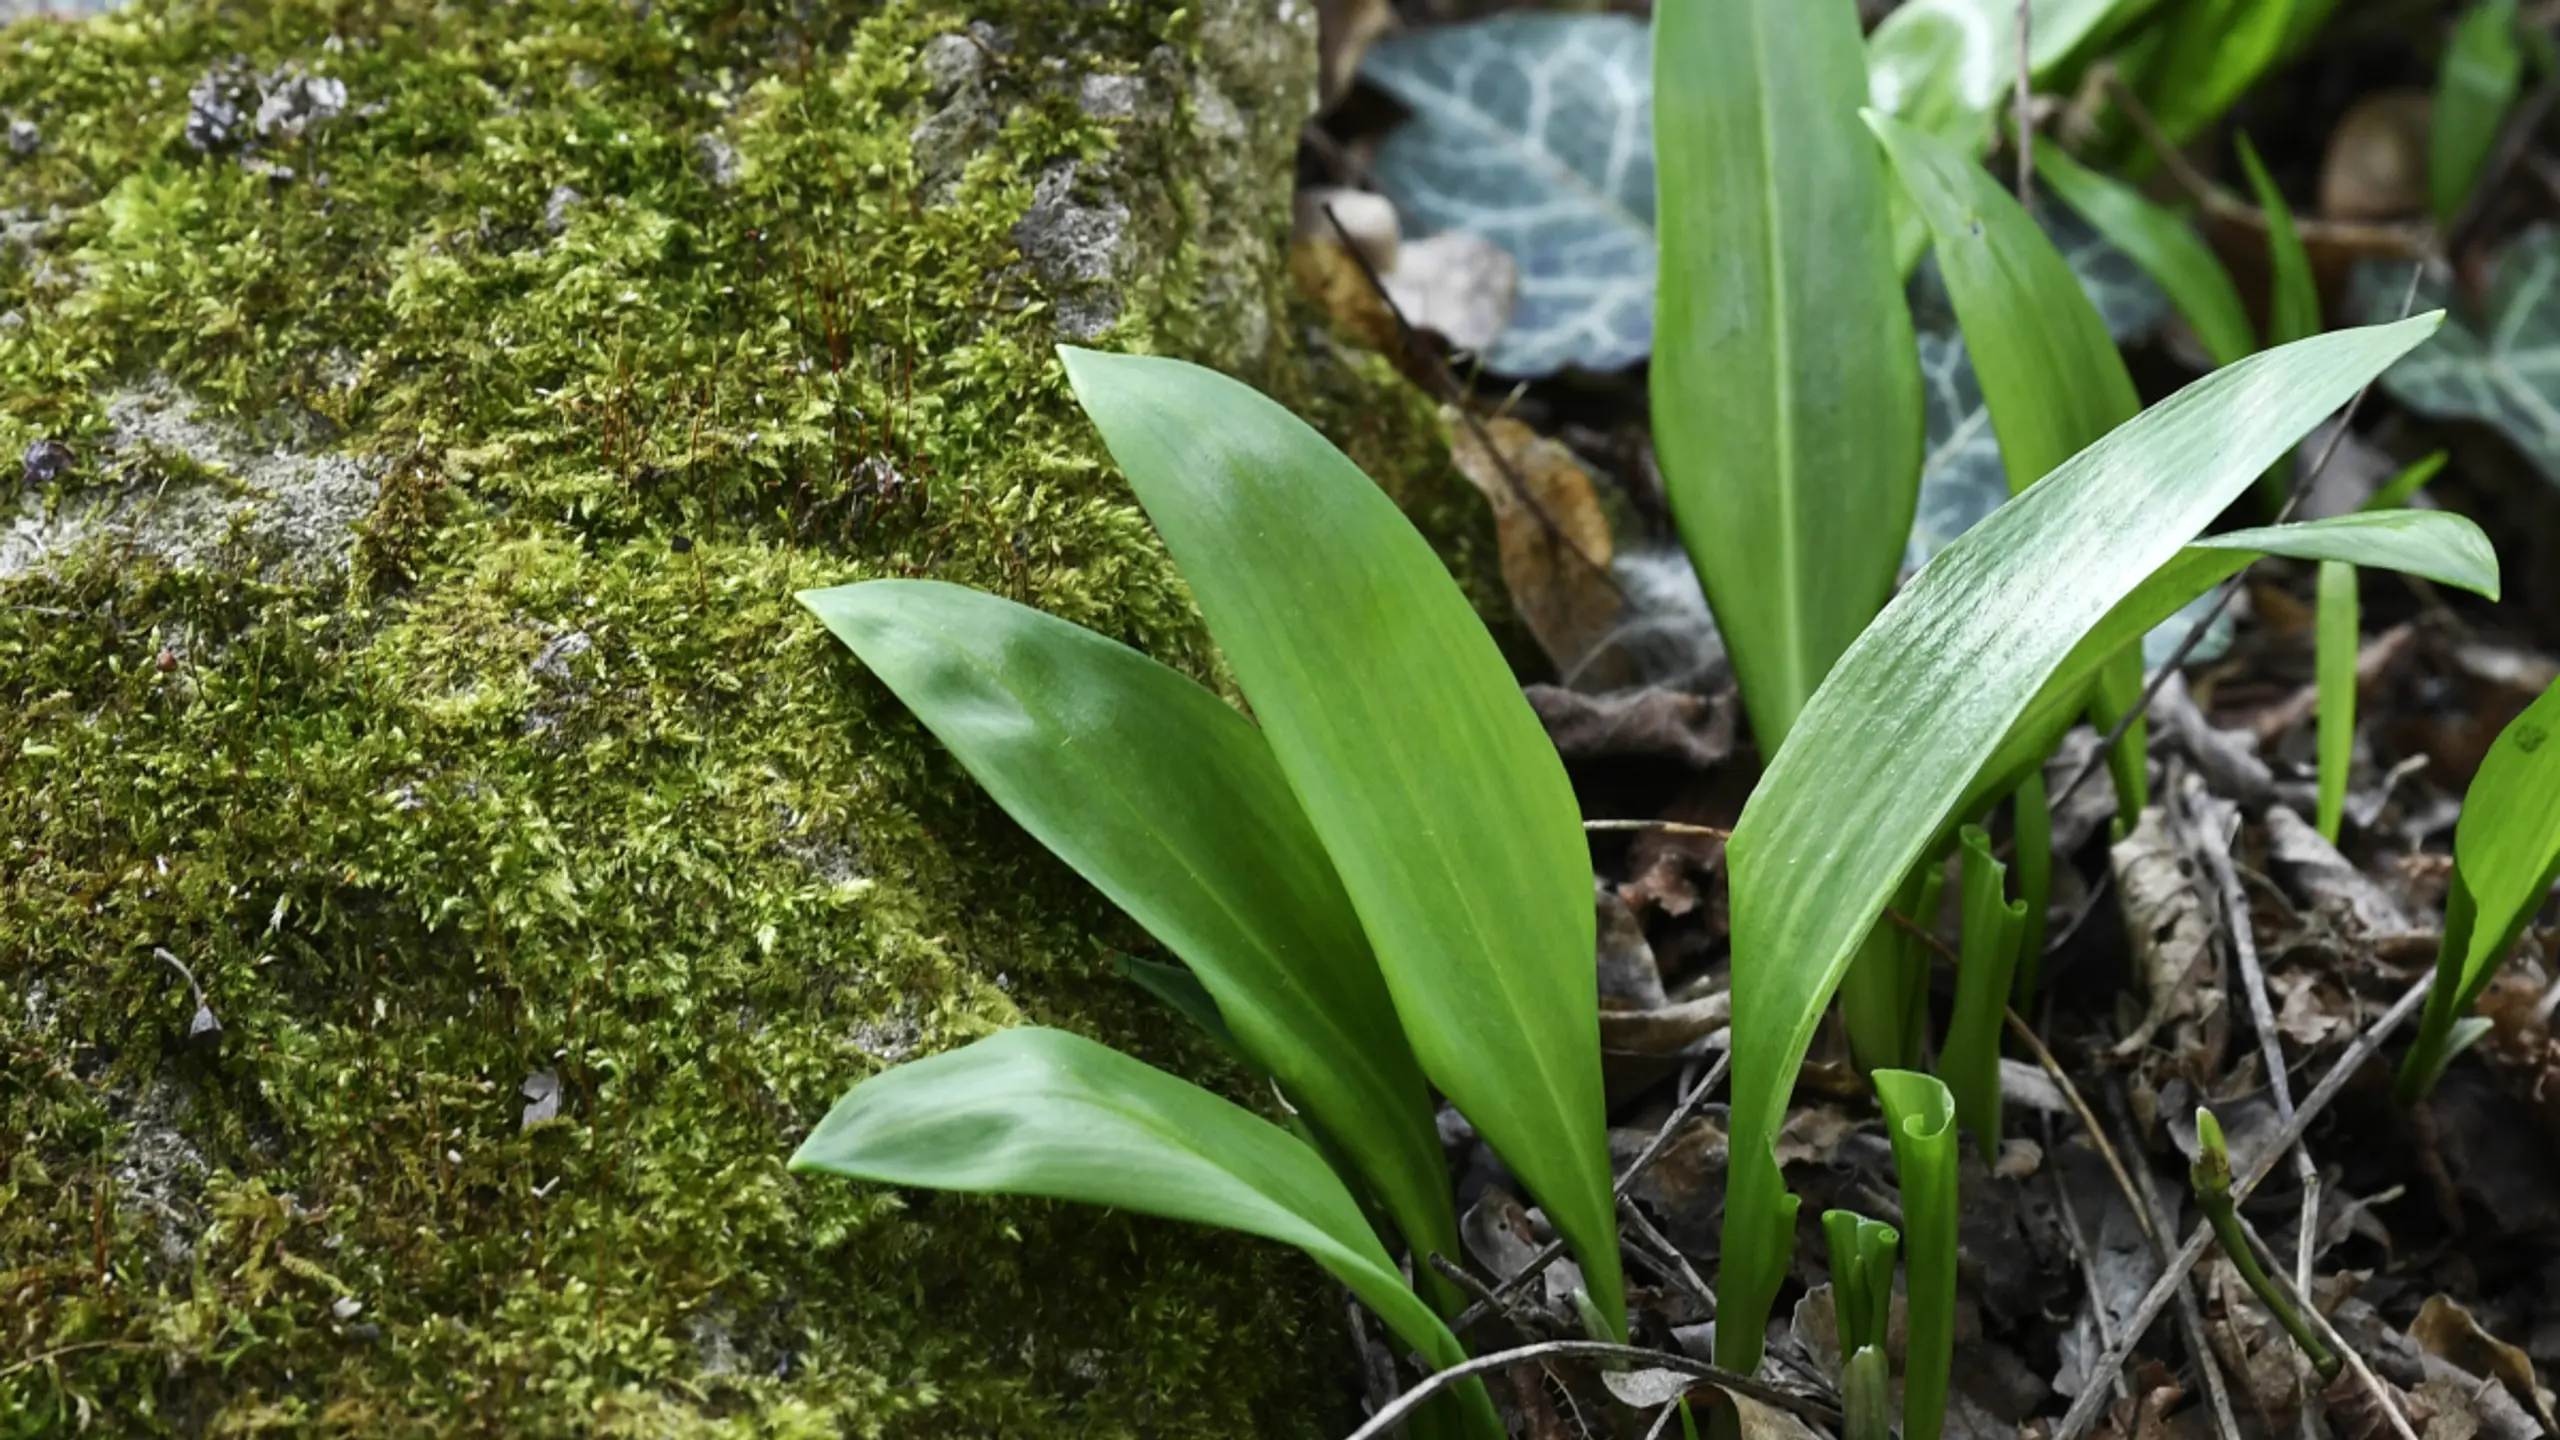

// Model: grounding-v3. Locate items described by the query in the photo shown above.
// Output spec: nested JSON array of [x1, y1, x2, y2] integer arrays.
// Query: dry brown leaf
[[1773, 1104, 1859, 1169], [1445, 411, 1623, 679], [2320, 89, 2433, 221], [2264, 804, 2425, 943], [1315, 0, 1393, 111], [2412, 1295, 2560, 1435], [1287, 239, 1399, 353], [2109, 808, 2228, 1069]]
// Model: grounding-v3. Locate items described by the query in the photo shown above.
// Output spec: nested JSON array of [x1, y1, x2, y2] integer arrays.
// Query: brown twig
[[2003, 1007, 2153, 1248], [2236, 1215, 2423, 1440], [2103, 1079, 2246, 1440], [1317, 203, 1620, 593], [2049, 971, 2436, 1440], [1341, 1339, 1840, 1440], [1451, 1053, 1730, 1337], [2100, 71, 2426, 258]]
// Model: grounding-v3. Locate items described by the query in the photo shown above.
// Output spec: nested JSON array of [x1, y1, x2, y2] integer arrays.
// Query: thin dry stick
[[2044, 1111, 2136, 1407], [2100, 71, 2426, 258], [2013, 0, 2035, 203], [2051, 263, 2427, 820], [2003, 1006, 2154, 1245], [1618, 1197, 1716, 1313], [2196, 797, 2325, 1434], [1318, 203, 1620, 593], [1451, 1052, 1731, 1336], [2049, 972, 2436, 1440], [2236, 1215, 2424, 1440], [1584, 820, 1732, 841], [2107, 1088, 2246, 1440], [1343, 1339, 1841, 1440]]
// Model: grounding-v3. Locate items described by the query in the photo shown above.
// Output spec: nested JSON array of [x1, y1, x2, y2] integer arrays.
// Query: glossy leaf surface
[[1058, 346, 1624, 1332], [2403, 675, 2560, 1096], [791, 1027, 1500, 1436], [1655, 0, 1923, 750], [1716, 316, 2443, 1374], [800, 579, 1460, 1285]]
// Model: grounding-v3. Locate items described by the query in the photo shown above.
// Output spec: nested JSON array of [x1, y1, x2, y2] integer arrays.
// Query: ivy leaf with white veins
[[2354, 227, 2560, 485], [1362, 13, 1654, 377]]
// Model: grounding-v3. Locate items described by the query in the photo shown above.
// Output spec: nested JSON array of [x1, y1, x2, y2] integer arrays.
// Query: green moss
[[0, 0, 1492, 1431]]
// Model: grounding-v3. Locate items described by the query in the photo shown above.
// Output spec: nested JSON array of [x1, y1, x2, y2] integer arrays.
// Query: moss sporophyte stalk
[[0, 0, 1504, 1431]]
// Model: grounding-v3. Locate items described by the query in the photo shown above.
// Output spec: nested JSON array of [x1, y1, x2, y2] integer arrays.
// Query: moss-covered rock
[[0, 0, 1496, 1431]]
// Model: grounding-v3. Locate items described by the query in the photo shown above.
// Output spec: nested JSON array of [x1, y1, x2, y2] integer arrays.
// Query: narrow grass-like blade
[[1874, 1070, 1958, 1440], [2036, 138, 2256, 367], [792, 1028, 1502, 1438], [2433, 0, 2523, 225], [800, 579, 1464, 1305], [2400, 674, 2560, 1098], [2362, 450, 2449, 512], [1716, 317, 2443, 1376], [1058, 346, 1624, 1334], [1872, 112, 2139, 496], [2012, 774, 2054, 1009], [2238, 133, 2320, 347], [2316, 561, 2359, 842], [1941, 827, 2025, 1160], [2130, 0, 2295, 150], [1656, 0, 1923, 749]]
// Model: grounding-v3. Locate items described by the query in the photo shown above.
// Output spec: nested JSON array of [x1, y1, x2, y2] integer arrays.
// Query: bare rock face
[[0, 0, 1487, 1433]]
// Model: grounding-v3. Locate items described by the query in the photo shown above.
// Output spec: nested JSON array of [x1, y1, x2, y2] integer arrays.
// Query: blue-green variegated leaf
[[1361, 14, 1654, 376], [2355, 229, 2560, 484]]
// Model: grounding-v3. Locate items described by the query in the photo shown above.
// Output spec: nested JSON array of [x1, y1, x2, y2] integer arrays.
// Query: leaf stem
[[2191, 1109, 2340, 1382]]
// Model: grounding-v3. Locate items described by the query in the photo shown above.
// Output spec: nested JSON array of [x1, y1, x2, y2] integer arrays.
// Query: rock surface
[[0, 0, 1494, 1431]]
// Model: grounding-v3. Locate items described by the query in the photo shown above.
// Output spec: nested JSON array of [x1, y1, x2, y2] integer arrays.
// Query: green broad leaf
[[2402, 675, 2560, 1097], [1655, 0, 1923, 750], [1715, 316, 2443, 1379], [2237, 134, 2320, 347], [2130, 0, 2296, 151], [2036, 137, 2256, 367], [1874, 1070, 1959, 1440], [2433, 0, 2524, 225], [1873, 111, 2140, 498], [2316, 560, 2359, 842], [1970, 507, 2501, 811], [1361, 13, 1654, 375], [1941, 826, 2026, 1161], [1057, 346, 1625, 1335], [798, 579, 1462, 1296], [1907, 203, 2171, 569], [2354, 231, 2560, 485], [791, 1027, 1502, 1439]]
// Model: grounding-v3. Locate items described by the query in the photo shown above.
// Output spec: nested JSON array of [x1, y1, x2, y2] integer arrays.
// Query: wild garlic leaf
[[1906, 198, 2167, 569], [2355, 228, 2560, 485], [1361, 13, 1654, 376]]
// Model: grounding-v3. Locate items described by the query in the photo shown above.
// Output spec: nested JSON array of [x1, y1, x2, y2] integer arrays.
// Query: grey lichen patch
[[1015, 160, 1135, 339], [1, 378, 378, 581]]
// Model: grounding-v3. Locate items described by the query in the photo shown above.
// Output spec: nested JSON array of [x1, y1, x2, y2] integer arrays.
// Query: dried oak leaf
[[1528, 684, 1735, 771], [1445, 411, 1623, 681], [2413, 1294, 2560, 1435], [2109, 808, 2228, 1069]]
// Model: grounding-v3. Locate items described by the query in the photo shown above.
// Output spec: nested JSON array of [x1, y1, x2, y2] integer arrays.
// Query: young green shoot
[[1845, 865, 1937, 1074], [1823, 1210, 1902, 1440], [1941, 827, 2027, 1158], [2433, 0, 2524, 226], [2011, 773, 2055, 1011], [2399, 673, 2560, 1100], [2315, 560, 2358, 843], [1875, 1071, 1958, 1440], [2237, 130, 2322, 517], [2191, 1108, 2341, 1381]]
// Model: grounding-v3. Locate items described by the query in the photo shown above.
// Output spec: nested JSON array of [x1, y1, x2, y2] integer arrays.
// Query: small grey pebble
[[21, 437, 72, 485], [8, 119, 39, 155]]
